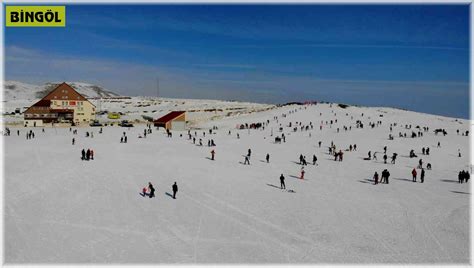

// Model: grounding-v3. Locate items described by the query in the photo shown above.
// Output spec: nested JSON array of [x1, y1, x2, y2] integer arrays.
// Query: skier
[[280, 174, 286, 189], [383, 154, 387, 164], [172, 182, 178, 199], [72, 138, 75, 145], [148, 182, 155, 198], [318, 141, 322, 148], [300, 168, 305, 180], [412, 168, 417, 182], [90, 149, 94, 160], [124, 136, 128, 143], [420, 168, 425, 183], [211, 150, 215, 161], [418, 159, 423, 169], [266, 153, 270, 163], [86, 149, 91, 161], [81, 149, 85, 160], [312, 155, 317, 165], [247, 149, 252, 159]]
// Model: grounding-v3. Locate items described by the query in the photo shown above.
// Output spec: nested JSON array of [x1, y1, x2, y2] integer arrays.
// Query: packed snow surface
[[4, 103, 470, 264]]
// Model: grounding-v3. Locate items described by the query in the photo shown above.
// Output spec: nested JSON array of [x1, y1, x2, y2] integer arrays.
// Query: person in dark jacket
[[266, 153, 270, 163], [373, 172, 379, 185], [172, 182, 178, 199], [148, 182, 155, 198], [420, 168, 425, 183], [280, 174, 286, 189], [81, 149, 85, 160]]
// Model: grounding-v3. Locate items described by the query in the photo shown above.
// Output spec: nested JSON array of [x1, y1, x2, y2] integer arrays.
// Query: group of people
[[142, 182, 179, 199], [81, 148, 94, 161], [411, 168, 425, 183], [373, 169, 391, 184], [458, 170, 470, 184], [26, 130, 35, 139]]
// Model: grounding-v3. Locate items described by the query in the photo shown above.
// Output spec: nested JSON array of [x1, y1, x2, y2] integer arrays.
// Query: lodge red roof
[[32, 99, 51, 107], [154, 111, 185, 123]]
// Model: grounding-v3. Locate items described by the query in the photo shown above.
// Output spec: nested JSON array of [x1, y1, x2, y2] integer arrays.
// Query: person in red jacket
[[412, 168, 417, 182], [300, 168, 305, 180]]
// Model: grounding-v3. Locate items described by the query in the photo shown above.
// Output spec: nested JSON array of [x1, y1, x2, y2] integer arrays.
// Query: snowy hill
[[3, 80, 120, 101], [4, 103, 470, 264]]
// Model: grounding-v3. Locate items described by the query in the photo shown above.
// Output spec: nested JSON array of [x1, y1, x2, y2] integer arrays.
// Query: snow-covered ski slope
[[4, 103, 470, 264]]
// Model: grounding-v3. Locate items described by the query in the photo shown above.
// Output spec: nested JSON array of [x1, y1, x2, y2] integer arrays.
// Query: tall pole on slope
[[156, 77, 159, 100]]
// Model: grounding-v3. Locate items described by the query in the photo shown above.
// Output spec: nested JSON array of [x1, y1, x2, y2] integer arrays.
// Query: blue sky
[[4, 4, 470, 118]]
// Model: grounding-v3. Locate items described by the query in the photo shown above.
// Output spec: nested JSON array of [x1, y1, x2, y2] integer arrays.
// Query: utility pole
[[156, 77, 159, 100]]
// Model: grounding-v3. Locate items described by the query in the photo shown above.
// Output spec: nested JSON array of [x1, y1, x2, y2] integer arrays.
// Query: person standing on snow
[[300, 168, 305, 180], [244, 155, 250, 165], [412, 168, 417, 182], [81, 149, 85, 160], [90, 149, 94, 160], [148, 182, 155, 198], [313, 155, 317, 165], [391, 153, 397, 164], [72, 138, 75, 145], [266, 153, 270, 163], [420, 168, 425, 183], [280, 174, 286, 189], [373, 172, 379, 185], [172, 182, 178, 199], [211, 150, 215, 160]]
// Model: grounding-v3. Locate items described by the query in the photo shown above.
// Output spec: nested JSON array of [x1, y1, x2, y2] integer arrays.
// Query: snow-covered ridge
[[3, 80, 120, 101]]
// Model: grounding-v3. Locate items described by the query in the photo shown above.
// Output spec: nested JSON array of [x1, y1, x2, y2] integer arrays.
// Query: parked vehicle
[[89, 120, 103, 127], [118, 120, 134, 127]]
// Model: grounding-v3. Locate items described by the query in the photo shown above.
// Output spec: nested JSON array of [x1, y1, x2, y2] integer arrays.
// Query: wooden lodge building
[[154, 111, 186, 131], [24, 82, 96, 126]]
